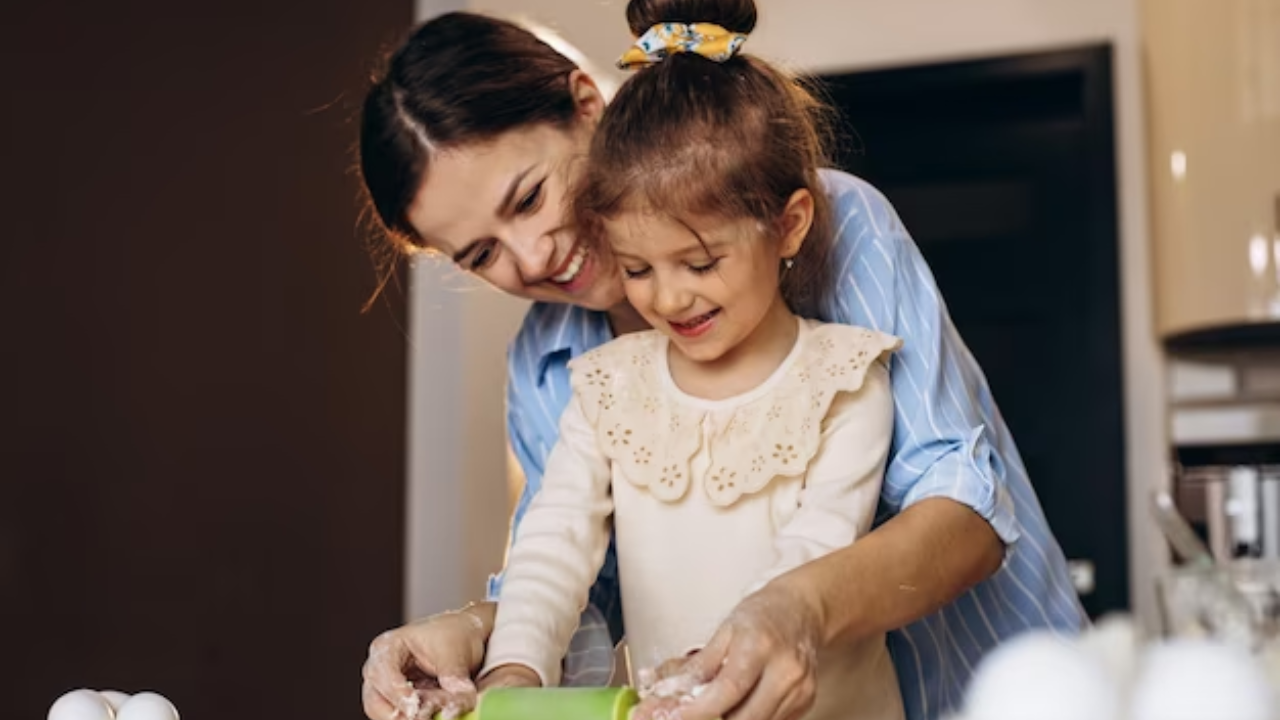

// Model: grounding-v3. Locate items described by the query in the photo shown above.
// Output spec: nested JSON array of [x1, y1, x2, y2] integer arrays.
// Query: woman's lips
[[551, 244, 587, 283]]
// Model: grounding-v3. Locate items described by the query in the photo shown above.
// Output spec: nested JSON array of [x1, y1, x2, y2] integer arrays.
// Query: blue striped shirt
[[487, 169, 1086, 720]]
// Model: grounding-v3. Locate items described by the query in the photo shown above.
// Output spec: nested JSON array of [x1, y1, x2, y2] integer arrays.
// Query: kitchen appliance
[[1170, 357, 1280, 562]]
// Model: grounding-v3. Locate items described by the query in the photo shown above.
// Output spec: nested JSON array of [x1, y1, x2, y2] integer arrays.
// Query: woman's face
[[405, 80, 625, 311]]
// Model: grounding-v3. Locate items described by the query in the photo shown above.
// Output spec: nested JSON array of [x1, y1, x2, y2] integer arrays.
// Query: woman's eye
[[516, 182, 544, 214], [623, 267, 651, 280], [469, 242, 498, 271], [689, 258, 720, 274]]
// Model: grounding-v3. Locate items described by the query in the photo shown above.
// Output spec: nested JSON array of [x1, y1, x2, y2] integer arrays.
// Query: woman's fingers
[[364, 632, 418, 717], [362, 678, 411, 720], [723, 659, 816, 720]]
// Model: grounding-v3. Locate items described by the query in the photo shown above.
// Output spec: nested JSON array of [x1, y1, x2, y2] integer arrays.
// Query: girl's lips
[[669, 309, 720, 338]]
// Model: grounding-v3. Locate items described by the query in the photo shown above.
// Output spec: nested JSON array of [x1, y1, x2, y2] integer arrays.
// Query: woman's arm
[[636, 500, 1000, 720], [797, 496, 1002, 647]]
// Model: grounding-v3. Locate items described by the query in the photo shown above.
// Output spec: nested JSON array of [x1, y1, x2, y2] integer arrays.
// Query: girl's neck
[[667, 295, 800, 401]]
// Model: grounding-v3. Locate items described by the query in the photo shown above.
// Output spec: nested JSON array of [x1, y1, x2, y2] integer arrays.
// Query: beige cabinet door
[[1144, 0, 1280, 337]]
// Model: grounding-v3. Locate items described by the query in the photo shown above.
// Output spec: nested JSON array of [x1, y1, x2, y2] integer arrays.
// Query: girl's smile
[[668, 308, 721, 338]]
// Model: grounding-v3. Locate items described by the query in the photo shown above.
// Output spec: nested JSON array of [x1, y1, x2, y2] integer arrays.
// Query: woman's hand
[[361, 603, 493, 720], [633, 580, 824, 720]]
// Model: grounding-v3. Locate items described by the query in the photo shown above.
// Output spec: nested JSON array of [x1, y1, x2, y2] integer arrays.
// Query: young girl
[[475, 14, 906, 720]]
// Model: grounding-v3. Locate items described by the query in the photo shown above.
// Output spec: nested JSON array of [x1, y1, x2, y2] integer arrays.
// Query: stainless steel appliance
[[1171, 359, 1280, 562]]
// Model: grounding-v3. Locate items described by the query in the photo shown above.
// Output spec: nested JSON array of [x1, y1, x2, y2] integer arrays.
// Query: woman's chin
[[563, 271, 626, 311], [521, 282, 622, 311]]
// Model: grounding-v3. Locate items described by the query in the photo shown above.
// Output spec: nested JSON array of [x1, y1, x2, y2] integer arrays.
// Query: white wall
[[451, 0, 1169, 627], [402, 0, 625, 624], [404, 0, 532, 622], [405, 259, 529, 621], [469, 0, 631, 91]]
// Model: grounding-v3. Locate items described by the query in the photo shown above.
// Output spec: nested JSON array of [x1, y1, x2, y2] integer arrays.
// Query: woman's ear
[[568, 70, 606, 125], [778, 188, 815, 259]]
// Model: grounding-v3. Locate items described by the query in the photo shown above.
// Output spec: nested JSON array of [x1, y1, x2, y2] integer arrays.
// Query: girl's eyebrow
[[672, 237, 728, 258]]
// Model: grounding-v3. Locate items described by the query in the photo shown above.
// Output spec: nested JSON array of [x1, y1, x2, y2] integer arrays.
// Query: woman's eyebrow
[[448, 164, 538, 263]]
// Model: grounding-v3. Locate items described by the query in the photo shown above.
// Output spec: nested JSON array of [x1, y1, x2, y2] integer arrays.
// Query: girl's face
[[404, 75, 626, 312], [605, 205, 804, 365]]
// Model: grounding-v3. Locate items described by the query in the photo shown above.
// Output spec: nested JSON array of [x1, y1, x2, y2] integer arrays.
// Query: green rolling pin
[[433, 688, 639, 720], [434, 687, 720, 720]]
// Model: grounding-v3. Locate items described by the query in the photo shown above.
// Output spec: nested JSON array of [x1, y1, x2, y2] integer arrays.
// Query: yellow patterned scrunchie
[[616, 22, 748, 70]]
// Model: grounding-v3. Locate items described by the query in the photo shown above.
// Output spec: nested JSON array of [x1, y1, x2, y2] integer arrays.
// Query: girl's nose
[[653, 276, 692, 317]]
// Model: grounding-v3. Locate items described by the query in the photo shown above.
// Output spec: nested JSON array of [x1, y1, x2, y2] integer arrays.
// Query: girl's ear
[[778, 188, 815, 259]]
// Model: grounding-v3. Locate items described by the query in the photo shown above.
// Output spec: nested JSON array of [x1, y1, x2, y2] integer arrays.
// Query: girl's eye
[[623, 267, 651, 280], [469, 241, 499, 271], [516, 182, 545, 214], [689, 258, 720, 275]]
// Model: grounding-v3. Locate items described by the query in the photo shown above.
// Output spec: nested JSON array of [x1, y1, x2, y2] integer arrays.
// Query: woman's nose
[[508, 228, 557, 282]]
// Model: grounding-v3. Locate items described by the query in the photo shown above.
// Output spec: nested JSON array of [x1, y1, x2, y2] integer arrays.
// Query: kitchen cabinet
[[1144, 0, 1280, 340]]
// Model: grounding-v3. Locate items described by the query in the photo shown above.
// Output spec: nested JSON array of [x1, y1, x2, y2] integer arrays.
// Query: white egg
[[97, 692, 130, 713], [962, 630, 1121, 720], [1131, 639, 1274, 720], [115, 693, 179, 720], [1077, 613, 1142, 690], [48, 689, 114, 720]]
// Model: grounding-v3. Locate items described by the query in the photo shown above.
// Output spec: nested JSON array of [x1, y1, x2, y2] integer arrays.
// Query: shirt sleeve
[[481, 393, 615, 688], [500, 386, 618, 686], [746, 361, 894, 595], [828, 181, 1020, 547], [490, 333, 623, 686]]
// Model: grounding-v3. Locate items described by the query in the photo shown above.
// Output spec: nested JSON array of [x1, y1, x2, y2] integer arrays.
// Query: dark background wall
[[0, 2, 413, 717]]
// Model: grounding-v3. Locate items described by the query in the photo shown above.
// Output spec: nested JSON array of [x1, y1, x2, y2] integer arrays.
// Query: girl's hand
[[633, 580, 824, 720], [361, 604, 491, 720], [477, 664, 543, 691]]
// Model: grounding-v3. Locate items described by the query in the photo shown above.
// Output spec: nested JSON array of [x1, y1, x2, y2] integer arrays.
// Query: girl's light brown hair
[[574, 0, 836, 317]]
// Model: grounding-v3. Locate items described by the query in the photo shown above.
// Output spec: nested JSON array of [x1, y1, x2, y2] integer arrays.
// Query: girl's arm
[[494, 324, 623, 687], [747, 362, 893, 593], [481, 393, 615, 688]]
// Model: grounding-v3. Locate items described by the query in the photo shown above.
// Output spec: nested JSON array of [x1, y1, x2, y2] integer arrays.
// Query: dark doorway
[[1, 1, 411, 716], [819, 45, 1128, 617]]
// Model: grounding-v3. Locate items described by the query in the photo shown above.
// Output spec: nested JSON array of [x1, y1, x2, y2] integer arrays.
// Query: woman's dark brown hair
[[359, 12, 581, 253], [575, 0, 836, 316]]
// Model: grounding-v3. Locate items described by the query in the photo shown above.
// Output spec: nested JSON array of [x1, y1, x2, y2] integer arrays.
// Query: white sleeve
[[747, 360, 894, 594], [480, 392, 614, 687]]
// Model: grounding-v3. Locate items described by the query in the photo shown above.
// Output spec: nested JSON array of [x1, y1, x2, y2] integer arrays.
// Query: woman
[[357, 6, 1085, 720]]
